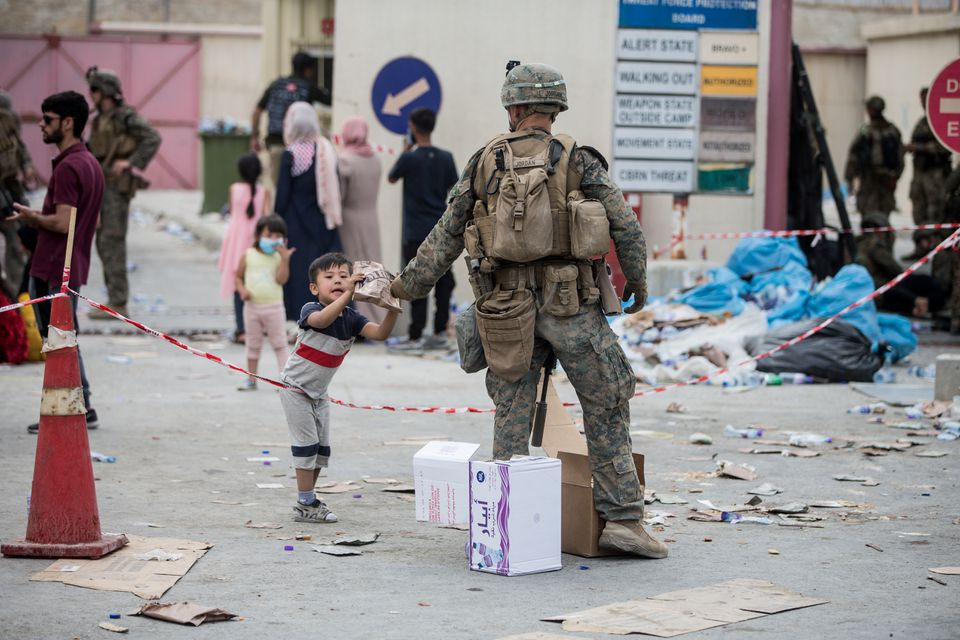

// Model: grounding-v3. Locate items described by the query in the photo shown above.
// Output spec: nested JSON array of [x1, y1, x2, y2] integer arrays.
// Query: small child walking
[[235, 215, 294, 391], [218, 153, 270, 344], [279, 253, 399, 522]]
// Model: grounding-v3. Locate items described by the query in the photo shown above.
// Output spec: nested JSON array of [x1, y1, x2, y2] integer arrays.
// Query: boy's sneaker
[[28, 408, 99, 433], [423, 334, 450, 351], [237, 378, 257, 392], [293, 499, 338, 523], [387, 337, 424, 355]]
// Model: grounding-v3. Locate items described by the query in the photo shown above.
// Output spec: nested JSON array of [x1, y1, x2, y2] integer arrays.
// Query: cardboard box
[[539, 381, 645, 558], [413, 441, 479, 525], [468, 456, 561, 576]]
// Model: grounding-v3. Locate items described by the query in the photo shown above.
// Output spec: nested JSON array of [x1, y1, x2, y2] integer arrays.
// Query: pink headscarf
[[340, 116, 373, 157]]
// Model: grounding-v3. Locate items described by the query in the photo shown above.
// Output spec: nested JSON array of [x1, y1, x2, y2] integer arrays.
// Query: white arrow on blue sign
[[371, 57, 442, 134]]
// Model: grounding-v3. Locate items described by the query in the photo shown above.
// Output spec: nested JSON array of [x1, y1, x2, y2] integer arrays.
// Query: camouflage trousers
[[910, 170, 947, 245], [485, 302, 644, 521], [855, 177, 896, 219], [95, 187, 132, 307]]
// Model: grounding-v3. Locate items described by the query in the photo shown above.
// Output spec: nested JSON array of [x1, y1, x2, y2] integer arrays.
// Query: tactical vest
[[0, 109, 21, 180], [468, 130, 610, 267], [88, 105, 145, 195]]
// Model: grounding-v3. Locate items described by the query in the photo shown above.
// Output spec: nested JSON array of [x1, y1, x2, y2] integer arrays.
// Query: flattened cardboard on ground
[[31, 535, 211, 599], [132, 601, 236, 626], [538, 380, 644, 558], [929, 567, 960, 575], [545, 579, 827, 637]]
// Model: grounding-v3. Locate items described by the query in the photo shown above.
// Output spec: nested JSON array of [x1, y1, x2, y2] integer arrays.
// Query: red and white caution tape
[[331, 135, 397, 155], [636, 228, 960, 397], [0, 292, 67, 316]]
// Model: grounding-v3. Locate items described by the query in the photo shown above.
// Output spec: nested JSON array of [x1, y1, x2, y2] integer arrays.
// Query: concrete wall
[[332, 0, 619, 303], [863, 14, 960, 219], [200, 33, 263, 123]]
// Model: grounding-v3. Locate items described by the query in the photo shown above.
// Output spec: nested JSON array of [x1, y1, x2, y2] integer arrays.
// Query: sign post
[[927, 58, 960, 154]]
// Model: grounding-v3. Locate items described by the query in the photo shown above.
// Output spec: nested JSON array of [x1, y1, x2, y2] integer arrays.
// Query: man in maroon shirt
[[12, 91, 105, 432]]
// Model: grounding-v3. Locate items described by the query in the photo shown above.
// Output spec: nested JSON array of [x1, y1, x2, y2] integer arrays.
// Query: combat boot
[[598, 520, 669, 559]]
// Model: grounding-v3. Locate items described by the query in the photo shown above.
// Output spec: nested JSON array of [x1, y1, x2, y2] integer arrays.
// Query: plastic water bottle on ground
[[938, 422, 960, 441], [788, 433, 833, 446], [907, 365, 936, 379], [872, 368, 896, 384], [91, 451, 116, 463], [904, 404, 925, 420], [723, 425, 763, 438], [847, 403, 888, 414]]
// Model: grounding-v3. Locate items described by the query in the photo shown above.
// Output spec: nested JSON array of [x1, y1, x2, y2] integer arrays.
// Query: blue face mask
[[259, 238, 280, 254]]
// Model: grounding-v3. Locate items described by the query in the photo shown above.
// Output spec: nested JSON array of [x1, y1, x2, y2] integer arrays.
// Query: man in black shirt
[[388, 107, 458, 354], [251, 52, 331, 185]]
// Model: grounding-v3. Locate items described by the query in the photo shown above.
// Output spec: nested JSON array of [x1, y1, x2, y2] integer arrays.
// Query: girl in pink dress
[[218, 154, 271, 343]]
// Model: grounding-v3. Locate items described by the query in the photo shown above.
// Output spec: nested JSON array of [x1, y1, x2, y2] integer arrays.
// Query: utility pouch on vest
[[596, 260, 621, 316], [464, 219, 484, 260], [577, 263, 600, 306], [489, 143, 553, 262], [568, 190, 610, 259], [540, 264, 580, 317], [475, 288, 536, 383], [455, 302, 487, 374]]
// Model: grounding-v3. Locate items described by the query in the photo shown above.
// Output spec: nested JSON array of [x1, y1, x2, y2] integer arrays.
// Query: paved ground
[[1, 194, 958, 639]]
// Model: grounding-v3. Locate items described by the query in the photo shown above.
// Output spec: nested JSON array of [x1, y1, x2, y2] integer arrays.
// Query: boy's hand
[[344, 273, 366, 297]]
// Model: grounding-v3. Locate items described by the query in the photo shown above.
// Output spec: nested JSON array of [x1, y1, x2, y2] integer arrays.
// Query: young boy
[[279, 253, 399, 522]]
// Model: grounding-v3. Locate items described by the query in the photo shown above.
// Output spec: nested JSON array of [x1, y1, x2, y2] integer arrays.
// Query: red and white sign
[[927, 58, 960, 153]]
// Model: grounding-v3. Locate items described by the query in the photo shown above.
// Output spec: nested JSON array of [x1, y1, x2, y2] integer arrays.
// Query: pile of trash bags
[[614, 237, 917, 384]]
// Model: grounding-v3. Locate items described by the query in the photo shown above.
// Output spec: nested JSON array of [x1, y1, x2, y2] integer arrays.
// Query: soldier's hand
[[250, 136, 262, 153], [622, 280, 647, 314], [389, 276, 410, 301], [111, 159, 131, 177]]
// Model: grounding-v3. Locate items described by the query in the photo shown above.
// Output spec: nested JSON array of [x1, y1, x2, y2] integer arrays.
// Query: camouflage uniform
[[909, 115, 952, 247], [0, 95, 32, 294], [944, 167, 960, 331], [88, 96, 161, 310], [845, 116, 904, 220], [394, 138, 648, 522]]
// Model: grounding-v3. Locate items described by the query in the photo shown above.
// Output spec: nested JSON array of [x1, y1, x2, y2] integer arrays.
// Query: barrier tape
[[331, 135, 397, 155], [0, 292, 66, 315], [653, 222, 960, 259], [6, 230, 955, 414], [636, 228, 960, 397]]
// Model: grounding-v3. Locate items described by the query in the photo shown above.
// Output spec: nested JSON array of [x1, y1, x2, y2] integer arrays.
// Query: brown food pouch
[[352, 260, 402, 312]]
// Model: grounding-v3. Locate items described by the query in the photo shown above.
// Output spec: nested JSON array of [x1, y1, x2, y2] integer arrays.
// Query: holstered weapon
[[530, 350, 557, 448], [596, 260, 621, 315]]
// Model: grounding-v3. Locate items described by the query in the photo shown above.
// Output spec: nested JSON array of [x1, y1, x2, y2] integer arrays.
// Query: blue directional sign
[[619, 0, 757, 31], [371, 57, 442, 135]]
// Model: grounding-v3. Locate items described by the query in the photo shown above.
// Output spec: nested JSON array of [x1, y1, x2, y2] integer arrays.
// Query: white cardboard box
[[413, 441, 480, 524], [468, 456, 562, 576]]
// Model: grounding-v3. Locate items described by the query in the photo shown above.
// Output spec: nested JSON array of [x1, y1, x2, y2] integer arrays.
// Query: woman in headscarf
[[274, 102, 342, 320], [336, 116, 385, 322]]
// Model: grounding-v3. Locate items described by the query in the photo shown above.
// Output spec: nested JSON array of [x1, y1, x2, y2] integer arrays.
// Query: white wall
[[332, 0, 618, 304], [201, 33, 263, 123]]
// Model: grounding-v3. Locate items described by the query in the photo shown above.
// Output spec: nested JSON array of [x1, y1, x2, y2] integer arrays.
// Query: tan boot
[[598, 520, 669, 559]]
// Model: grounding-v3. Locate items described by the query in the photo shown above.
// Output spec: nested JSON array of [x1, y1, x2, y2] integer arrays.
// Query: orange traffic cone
[[2, 208, 127, 558]]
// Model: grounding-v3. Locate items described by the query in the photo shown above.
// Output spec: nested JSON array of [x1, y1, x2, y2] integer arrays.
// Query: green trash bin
[[200, 132, 251, 214]]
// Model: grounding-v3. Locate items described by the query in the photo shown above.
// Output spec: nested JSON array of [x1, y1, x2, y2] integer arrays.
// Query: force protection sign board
[[699, 32, 759, 66], [614, 159, 695, 192], [927, 58, 960, 154], [700, 96, 756, 131], [615, 94, 698, 128], [701, 65, 758, 97], [698, 131, 756, 163], [371, 56, 442, 135], [614, 127, 697, 160], [616, 61, 698, 95], [618, 29, 698, 62], [618, 0, 758, 31]]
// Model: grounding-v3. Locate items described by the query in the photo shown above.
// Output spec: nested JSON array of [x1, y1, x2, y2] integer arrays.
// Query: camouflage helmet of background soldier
[[86, 66, 123, 101], [501, 62, 568, 114]]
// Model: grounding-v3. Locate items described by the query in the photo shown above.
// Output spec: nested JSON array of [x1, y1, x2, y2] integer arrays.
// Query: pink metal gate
[[0, 33, 199, 189]]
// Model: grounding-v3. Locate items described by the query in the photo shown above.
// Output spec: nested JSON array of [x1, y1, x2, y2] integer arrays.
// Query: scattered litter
[[850, 383, 933, 407], [703, 537, 712, 542], [929, 567, 960, 575], [328, 533, 380, 546], [244, 521, 283, 530], [438, 523, 469, 531], [914, 450, 949, 458], [768, 549, 779, 555], [848, 403, 888, 415], [132, 522, 165, 528], [631, 429, 674, 440], [283, 545, 294, 551], [131, 602, 237, 626], [105, 355, 132, 365], [716, 460, 757, 481], [895, 531, 931, 537], [91, 451, 116, 463], [724, 425, 763, 439], [768, 502, 808, 514], [109, 613, 121, 619], [256, 483, 284, 489], [788, 433, 832, 446], [723, 513, 773, 525], [834, 475, 880, 486], [32, 536, 211, 599], [689, 432, 713, 445], [937, 423, 960, 441], [418, 602, 431, 607], [654, 494, 688, 505], [810, 500, 862, 508], [383, 436, 451, 446], [98, 622, 128, 633], [313, 546, 362, 556], [362, 477, 400, 484], [748, 483, 783, 496], [544, 578, 828, 636], [666, 402, 686, 414], [579, 565, 591, 570], [133, 549, 184, 562], [316, 481, 360, 494], [865, 543, 884, 552], [888, 421, 923, 430], [59, 565, 81, 572], [928, 576, 948, 586], [246, 457, 279, 462], [382, 484, 415, 493]]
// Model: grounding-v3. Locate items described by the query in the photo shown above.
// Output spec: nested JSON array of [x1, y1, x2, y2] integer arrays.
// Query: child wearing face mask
[[235, 215, 295, 391]]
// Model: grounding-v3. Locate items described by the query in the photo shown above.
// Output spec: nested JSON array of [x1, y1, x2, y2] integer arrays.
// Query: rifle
[[529, 350, 558, 448]]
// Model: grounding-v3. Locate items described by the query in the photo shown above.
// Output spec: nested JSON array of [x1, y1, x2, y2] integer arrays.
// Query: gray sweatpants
[[279, 388, 331, 470]]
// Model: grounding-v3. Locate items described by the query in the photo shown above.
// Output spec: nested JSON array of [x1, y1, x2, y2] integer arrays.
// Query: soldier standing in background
[[85, 67, 161, 318], [905, 87, 953, 260], [844, 95, 904, 222], [0, 90, 37, 296], [390, 63, 667, 559]]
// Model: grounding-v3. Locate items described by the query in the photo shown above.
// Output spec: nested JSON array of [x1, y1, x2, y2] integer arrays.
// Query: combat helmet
[[86, 66, 123, 99], [501, 62, 568, 112]]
